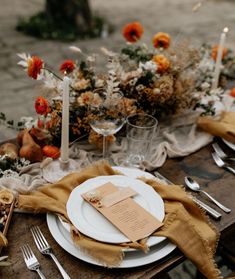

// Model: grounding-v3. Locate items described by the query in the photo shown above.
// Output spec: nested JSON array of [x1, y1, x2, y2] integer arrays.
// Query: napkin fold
[[18, 161, 221, 278], [197, 111, 235, 142]]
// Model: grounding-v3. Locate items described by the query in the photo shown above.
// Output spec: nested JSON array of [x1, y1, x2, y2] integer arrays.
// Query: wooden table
[[1, 140, 235, 279]]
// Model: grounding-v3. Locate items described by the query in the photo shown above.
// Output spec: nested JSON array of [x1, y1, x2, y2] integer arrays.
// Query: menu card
[[82, 182, 163, 242]]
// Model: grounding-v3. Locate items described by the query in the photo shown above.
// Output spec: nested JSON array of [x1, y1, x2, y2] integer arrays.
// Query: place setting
[[47, 170, 176, 269], [20, 159, 178, 269], [15, 159, 221, 278]]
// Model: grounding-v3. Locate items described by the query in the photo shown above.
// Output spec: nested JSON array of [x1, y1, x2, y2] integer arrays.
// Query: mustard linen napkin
[[18, 161, 221, 278], [197, 111, 235, 142]]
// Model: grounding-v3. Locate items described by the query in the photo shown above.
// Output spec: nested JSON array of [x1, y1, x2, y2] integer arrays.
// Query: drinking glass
[[125, 113, 158, 168], [89, 92, 125, 159]]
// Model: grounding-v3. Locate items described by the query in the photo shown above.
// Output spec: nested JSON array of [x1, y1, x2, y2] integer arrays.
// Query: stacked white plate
[[47, 167, 176, 268]]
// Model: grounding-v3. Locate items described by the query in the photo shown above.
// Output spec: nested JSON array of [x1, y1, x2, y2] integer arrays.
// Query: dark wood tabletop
[[1, 139, 235, 279]]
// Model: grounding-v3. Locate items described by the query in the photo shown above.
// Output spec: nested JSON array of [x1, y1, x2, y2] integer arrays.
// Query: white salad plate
[[47, 213, 176, 268], [66, 174, 165, 245]]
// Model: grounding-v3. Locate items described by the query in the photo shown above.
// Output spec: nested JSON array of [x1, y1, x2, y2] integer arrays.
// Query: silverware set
[[154, 171, 222, 219], [212, 142, 235, 162], [21, 226, 71, 279], [183, 141, 234, 217], [212, 143, 235, 175], [154, 141, 235, 219], [184, 176, 231, 213]]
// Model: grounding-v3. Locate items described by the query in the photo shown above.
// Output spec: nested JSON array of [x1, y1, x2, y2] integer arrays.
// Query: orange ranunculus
[[152, 32, 171, 49], [27, 56, 43, 79], [35, 96, 50, 115], [211, 45, 228, 61], [60, 60, 75, 74], [122, 22, 144, 43], [152, 54, 170, 74], [229, 88, 235, 98]]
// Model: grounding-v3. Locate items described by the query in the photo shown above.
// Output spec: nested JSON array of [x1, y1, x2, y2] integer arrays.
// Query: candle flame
[[223, 27, 229, 33]]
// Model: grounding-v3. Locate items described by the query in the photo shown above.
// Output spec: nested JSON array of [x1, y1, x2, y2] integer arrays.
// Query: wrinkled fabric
[[198, 111, 235, 142]]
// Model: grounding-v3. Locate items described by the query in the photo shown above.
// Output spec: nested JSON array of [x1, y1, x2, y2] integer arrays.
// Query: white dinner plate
[[47, 213, 176, 268], [222, 139, 235, 151], [66, 175, 165, 244]]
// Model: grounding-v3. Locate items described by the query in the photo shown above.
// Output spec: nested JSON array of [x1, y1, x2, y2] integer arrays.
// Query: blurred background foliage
[[16, 0, 112, 41]]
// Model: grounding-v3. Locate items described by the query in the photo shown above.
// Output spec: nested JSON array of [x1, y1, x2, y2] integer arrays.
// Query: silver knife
[[153, 171, 222, 220]]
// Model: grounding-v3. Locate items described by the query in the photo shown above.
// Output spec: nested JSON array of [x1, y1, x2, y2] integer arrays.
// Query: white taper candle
[[212, 27, 228, 90], [60, 76, 70, 162]]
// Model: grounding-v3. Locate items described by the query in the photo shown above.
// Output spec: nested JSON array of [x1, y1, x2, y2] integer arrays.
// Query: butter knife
[[153, 171, 222, 220]]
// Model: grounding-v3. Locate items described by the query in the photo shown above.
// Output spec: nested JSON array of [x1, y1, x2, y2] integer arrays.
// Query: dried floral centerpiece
[[11, 22, 235, 155]]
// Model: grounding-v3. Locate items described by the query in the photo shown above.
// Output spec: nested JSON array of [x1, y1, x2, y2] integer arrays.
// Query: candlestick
[[212, 27, 229, 90], [42, 76, 79, 183], [60, 76, 70, 162]]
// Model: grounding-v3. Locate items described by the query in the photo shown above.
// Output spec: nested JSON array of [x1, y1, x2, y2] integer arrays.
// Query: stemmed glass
[[89, 91, 125, 160]]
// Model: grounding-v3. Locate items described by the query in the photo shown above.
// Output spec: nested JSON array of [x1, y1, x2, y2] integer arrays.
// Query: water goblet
[[89, 92, 125, 160]]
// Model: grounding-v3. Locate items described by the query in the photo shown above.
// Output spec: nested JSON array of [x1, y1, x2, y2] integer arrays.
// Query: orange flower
[[27, 56, 43, 79], [60, 60, 75, 74], [35, 96, 50, 115], [229, 88, 235, 98], [42, 145, 60, 159], [152, 32, 171, 49], [152, 54, 170, 74], [211, 45, 228, 61], [122, 22, 144, 43]]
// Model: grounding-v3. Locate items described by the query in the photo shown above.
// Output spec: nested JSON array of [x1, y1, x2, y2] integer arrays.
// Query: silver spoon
[[185, 177, 231, 213]]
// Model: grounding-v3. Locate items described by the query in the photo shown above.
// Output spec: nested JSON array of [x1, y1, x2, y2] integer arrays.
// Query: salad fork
[[212, 143, 235, 161], [31, 226, 71, 279], [21, 244, 46, 279], [212, 152, 235, 175]]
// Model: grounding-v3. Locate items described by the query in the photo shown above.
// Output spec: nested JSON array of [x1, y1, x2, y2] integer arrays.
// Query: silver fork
[[31, 226, 71, 279], [212, 152, 235, 175], [212, 143, 235, 161], [21, 244, 46, 279]]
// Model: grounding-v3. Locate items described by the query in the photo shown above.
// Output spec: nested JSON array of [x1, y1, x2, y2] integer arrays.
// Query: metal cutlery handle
[[201, 190, 231, 213], [226, 157, 235, 162], [49, 253, 71, 279], [36, 268, 47, 279], [225, 165, 235, 175], [192, 197, 222, 219], [153, 171, 222, 220]]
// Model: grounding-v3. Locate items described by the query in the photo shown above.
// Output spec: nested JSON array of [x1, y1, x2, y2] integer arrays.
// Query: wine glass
[[89, 92, 125, 159]]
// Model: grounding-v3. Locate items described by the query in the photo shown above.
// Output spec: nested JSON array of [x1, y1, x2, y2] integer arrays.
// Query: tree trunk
[[45, 0, 93, 31]]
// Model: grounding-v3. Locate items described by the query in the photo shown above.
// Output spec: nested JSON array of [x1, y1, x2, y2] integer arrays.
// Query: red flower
[[122, 22, 144, 43], [60, 60, 75, 74], [27, 56, 43, 79], [35, 96, 50, 115]]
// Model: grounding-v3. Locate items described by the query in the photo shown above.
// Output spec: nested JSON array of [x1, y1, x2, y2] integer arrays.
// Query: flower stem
[[43, 67, 63, 81], [43, 67, 76, 91]]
